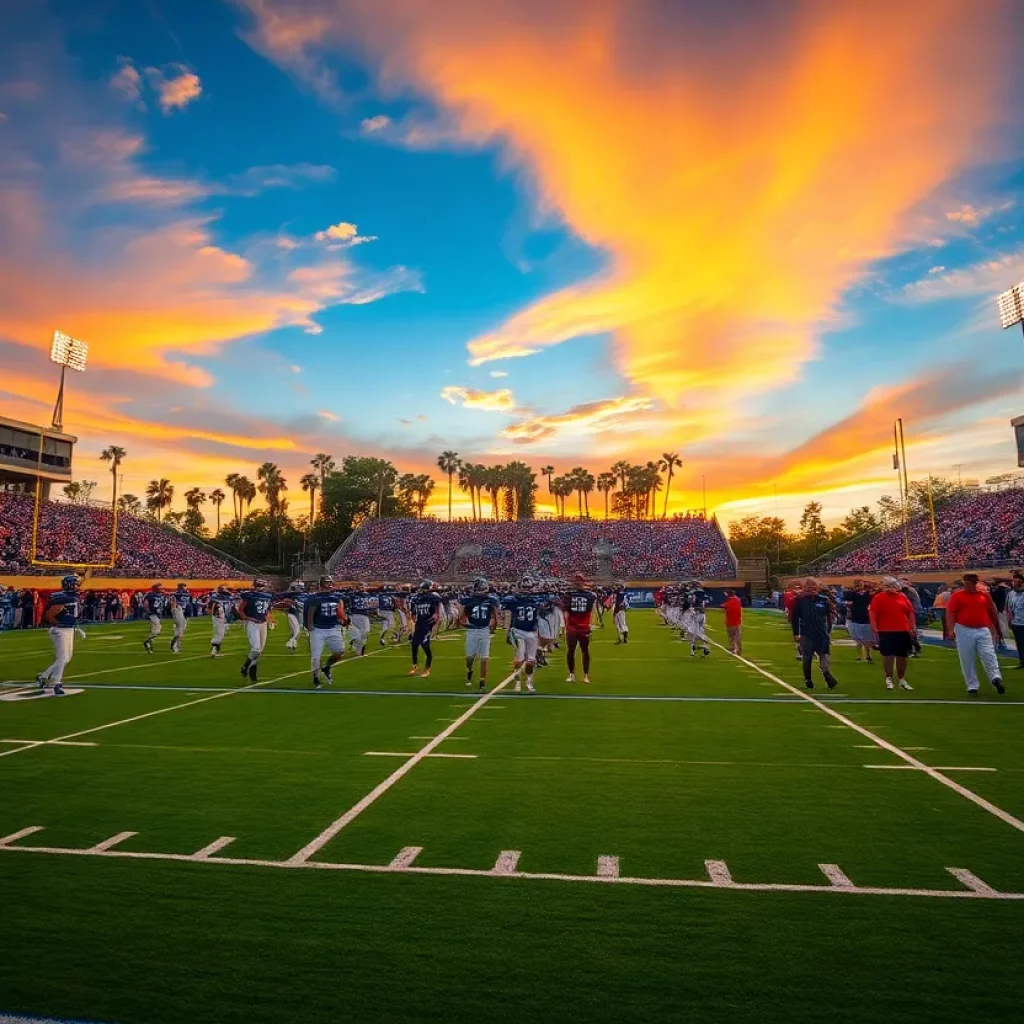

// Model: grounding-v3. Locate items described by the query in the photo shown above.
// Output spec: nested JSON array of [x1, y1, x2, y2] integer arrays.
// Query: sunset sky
[[2, 0, 1023, 528]]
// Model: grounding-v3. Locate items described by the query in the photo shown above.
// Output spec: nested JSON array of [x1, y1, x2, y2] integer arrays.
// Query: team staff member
[[932, 584, 952, 640], [562, 573, 597, 684], [722, 589, 743, 654], [1005, 574, 1024, 670], [868, 577, 916, 691], [790, 578, 838, 689], [946, 573, 1005, 695], [845, 580, 875, 663], [35, 574, 85, 695]]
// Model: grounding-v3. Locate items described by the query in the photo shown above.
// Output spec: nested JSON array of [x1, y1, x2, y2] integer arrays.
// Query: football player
[[305, 574, 348, 688], [408, 580, 441, 677], [562, 573, 597, 684], [683, 581, 711, 657], [142, 583, 167, 654], [169, 582, 190, 654], [282, 581, 307, 652], [508, 577, 541, 693], [236, 579, 274, 682], [206, 585, 234, 657], [459, 576, 500, 690], [36, 574, 86, 695], [347, 583, 376, 657], [613, 584, 630, 644], [376, 585, 397, 645]]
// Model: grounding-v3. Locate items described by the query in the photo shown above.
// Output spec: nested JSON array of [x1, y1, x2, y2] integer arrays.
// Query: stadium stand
[[0, 493, 248, 578], [328, 517, 737, 581], [816, 489, 1024, 574]]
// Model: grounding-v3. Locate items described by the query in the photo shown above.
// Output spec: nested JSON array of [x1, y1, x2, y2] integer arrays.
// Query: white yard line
[[0, 738, 98, 747], [597, 855, 620, 879], [364, 751, 478, 759], [89, 831, 137, 852], [0, 837, 1021, 900], [713, 641, 1024, 835], [285, 670, 515, 865], [389, 846, 422, 869], [819, 863, 854, 888], [191, 836, 236, 860]]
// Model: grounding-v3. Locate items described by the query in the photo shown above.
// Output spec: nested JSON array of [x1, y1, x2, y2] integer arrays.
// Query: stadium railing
[[148, 518, 261, 577], [796, 527, 883, 575]]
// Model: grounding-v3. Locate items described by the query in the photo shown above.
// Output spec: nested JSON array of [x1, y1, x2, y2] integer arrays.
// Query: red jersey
[[946, 589, 997, 630], [562, 590, 597, 632]]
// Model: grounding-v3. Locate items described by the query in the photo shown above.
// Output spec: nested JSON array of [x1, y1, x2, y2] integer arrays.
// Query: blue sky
[[1, 0, 1023, 525]]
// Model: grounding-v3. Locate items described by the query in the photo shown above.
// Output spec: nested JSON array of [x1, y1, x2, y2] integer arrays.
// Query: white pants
[[513, 629, 538, 664], [349, 614, 370, 650], [310, 626, 344, 669], [954, 624, 1001, 691], [211, 617, 228, 645], [172, 610, 187, 640], [465, 629, 492, 660], [538, 615, 557, 641], [286, 612, 301, 645], [43, 627, 75, 684], [614, 610, 628, 634], [554, 607, 565, 635], [245, 621, 268, 661], [684, 610, 708, 643], [380, 611, 395, 636], [148, 614, 162, 638], [397, 610, 408, 634]]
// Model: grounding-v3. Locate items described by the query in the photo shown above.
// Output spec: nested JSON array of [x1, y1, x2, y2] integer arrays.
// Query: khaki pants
[[726, 625, 742, 654]]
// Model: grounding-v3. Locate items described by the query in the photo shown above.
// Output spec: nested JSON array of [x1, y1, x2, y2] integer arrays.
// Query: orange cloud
[[145, 65, 203, 113], [440, 385, 517, 412], [502, 395, 655, 444], [237, 0, 1019, 429]]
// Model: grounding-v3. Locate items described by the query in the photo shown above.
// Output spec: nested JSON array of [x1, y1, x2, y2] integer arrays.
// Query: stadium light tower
[[49, 329, 88, 432], [997, 282, 1024, 340]]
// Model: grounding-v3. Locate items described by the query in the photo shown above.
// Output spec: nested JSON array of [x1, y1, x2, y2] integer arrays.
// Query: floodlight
[[997, 283, 1024, 332], [49, 329, 89, 432], [50, 329, 89, 371]]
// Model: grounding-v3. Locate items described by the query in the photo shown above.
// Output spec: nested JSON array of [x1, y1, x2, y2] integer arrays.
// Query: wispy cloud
[[945, 201, 1015, 228], [145, 64, 203, 114], [900, 249, 1024, 303], [502, 396, 654, 445], [109, 58, 143, 106], [489, 370, 508, 378], [440, 386, 518, 412], [314, 220, 376, 247]]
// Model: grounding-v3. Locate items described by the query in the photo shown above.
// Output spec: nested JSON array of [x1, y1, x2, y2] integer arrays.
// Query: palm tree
[[541, 465, 555, 496], [437, 450, 461, 521], [310, 453, 335, 522], [257, 463, 287, 516], [99, 445, 126, 509], [118, 493, 142, 515], [660, 453, 682, 519], [209, 488, 226, 534], [300, 473, 319, 530], [145, 478, 174, 521], [458, 462, 476, 520], [225, 473, 241, 523], [552, 476, 572, 518], [184, 487, 207, 510], [597, 472, 616, 519], [240, 477, 257, 517], [568, 467, 588, 517], [581, 471, 595, 518], [485, 466, 504, 520], [415, 473, 435, 519], [645, 461, 663, 520], [610, 460, 631, 494]]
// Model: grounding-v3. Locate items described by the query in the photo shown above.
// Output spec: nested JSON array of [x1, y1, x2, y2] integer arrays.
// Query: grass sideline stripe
[[713, 641, 1024, 836]]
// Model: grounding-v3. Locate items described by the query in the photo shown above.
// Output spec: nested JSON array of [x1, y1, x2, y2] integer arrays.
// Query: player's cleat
[[36, 673, 47, 689], [408, 667, 419, 676], [582, 675, 590, 685], [240, 660, 250, 678], [690, 646, 697, 657], [421, 669, 431, 678], [566, 673, 575, 683], [825, 674, 838, 690], [804, 680, 814, 689], [466, 673, 473, 687], [885, 678, 895, 690], [53, 683, 65, 696], [143, 639, 153, 654], [312, 674, 321, 690], [898, 679, 913, 691], [702, 647, 710, 657], [992, 677, 1006, 694], [479, 679, 485, 691], [967, 688, 980, 697], [513, 680, 522, 693], [526, 681, 536, 693], [614, 639, 623, 646], [248, 664, 258, 683]]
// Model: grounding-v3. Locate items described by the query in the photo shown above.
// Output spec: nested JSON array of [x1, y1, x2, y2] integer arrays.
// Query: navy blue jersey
[[306, 592, 344, 629], [144, 591, 167, 616], [508, 595, 540, 632], [409, 592, 441, 628], [462, 593, 499, 629], [46, 589, 81, 627], [281, 592, 307, 617], [208, 594, 233, 619], [377, 592, 395, 612], [238, 590, 273, 623], [172, 589, 190, 611], [614, 590, 628, 612], [349, 593, 377, 616]]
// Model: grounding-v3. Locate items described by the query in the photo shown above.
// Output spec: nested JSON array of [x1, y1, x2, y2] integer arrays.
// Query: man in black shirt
[[845, 579, 875, 663], [791, 578, 838, 690]]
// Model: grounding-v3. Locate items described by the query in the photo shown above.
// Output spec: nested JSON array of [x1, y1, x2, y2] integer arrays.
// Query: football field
[[2, 610, 1023, 1023]]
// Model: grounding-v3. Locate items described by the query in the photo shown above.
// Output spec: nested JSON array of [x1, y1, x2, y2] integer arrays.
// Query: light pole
[[49, 330, 89, 432], [998, 284, 1024, 468]]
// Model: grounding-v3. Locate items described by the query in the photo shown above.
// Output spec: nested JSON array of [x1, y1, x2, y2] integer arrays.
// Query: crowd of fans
[[0, 493, 246, 579], [330, 517, 737, 581], [819, 490, 1024, 574]]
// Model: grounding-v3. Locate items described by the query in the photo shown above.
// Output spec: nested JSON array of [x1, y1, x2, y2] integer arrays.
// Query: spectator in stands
[[946, 573, 1005, 695]]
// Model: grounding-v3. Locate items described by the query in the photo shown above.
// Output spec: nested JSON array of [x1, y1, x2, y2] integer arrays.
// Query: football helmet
[[62, 574, 82, 592], [473, 576, 489, 593]]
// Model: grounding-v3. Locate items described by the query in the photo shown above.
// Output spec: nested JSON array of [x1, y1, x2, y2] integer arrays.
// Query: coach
[[946, 573, 1005, 695], [868, 577, 915, 691]]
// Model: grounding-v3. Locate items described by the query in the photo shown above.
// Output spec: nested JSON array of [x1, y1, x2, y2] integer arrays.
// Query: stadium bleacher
[[0, 493, 247, 579], [817, 489, 1024, 574], [328, 517, 737, 581]]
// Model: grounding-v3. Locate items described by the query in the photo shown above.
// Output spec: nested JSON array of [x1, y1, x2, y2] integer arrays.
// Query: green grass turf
[[2, 609, 1023, 1023]]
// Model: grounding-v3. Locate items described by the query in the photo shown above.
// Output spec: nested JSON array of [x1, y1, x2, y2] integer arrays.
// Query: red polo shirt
[[946, 589, 996, 630], [869, 591, 915, 632], [722, 595, 743, 628]]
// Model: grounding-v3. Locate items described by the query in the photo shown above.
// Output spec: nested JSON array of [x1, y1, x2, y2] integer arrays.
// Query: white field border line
[[364, 751, 478, 759], [0, 738, 98, 748], [864, 765, 996, 773], [0, 644, 394, 762], [5, 839, 1017, 900], [286, 670, 516, 865], [712, 640, 1024, 835]]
